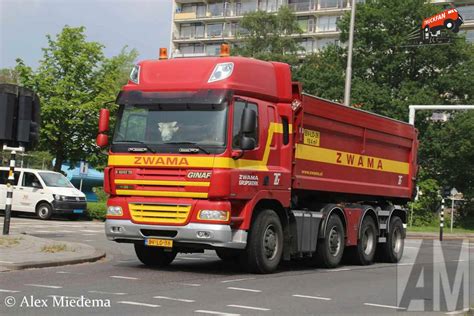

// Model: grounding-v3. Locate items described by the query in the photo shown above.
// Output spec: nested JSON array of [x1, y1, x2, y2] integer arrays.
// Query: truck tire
[[378, 216, 404, 263], [134, 243, 177, 267], [36, 203, 53, 220], [353, 216, 377, 265], [240, 209, 283, 274], [315, 214, 345, 268], [215, 248, 240, 262]]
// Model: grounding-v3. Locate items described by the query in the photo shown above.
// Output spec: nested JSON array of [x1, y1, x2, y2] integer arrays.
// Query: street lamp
[[344, 0, 356, 106]]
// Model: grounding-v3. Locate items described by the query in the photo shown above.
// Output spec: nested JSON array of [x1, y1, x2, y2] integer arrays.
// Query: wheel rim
[[362, 227, 375, 255], [328, 227, 341, 256], [38, 207, 48, 218], [447, 22, 453, 28], [392, 228, 402, 254], [263, 224, 278, 260]]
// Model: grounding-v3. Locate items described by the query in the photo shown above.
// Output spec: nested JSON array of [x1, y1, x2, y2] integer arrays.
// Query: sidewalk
[[407, 231, 474, 241], [0, 234, 105, 272]]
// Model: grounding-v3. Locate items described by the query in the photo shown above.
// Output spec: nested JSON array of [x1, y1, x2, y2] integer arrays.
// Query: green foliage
[[0, 68, 19, 84], [234, 6, 302, 65], [15, 26, 138, 171], [409, 178, 440, 226], [87, 202, 107, 221], [92, 187, 108, 203]]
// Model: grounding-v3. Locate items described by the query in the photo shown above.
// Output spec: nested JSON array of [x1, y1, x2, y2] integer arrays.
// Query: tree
[[0, 68, 19, 84], [234, 6, 302, 65], [15, 26, 138, 171]]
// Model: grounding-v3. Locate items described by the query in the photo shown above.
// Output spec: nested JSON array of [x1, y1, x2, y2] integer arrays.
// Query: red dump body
[[293, 95, 418, 202]]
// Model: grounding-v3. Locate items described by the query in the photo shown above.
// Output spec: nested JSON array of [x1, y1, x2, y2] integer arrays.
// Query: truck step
[[378, 210, 390, 216]]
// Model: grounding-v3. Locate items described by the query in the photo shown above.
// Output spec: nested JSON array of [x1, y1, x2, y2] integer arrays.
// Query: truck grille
[[129, 203, 191, 224]]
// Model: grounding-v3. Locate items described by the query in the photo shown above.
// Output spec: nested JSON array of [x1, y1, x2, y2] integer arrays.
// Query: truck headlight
[[107, 206, 123, 216], [198, 210, 229, 221]]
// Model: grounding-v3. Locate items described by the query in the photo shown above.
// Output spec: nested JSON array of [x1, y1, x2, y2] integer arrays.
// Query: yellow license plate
[[145, 238, 173, 248]]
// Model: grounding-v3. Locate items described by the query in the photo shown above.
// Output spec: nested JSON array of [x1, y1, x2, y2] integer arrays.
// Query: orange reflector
[[220, 43, 230, 57], [159, 48, 168, 60]]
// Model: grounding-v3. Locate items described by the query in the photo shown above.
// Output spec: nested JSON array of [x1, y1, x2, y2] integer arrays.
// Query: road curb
[[0, 248, 106, 271]]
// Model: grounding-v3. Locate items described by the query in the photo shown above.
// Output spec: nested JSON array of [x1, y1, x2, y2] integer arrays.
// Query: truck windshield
[[112, 103, 228, 153], [39, 172, 74, 188]]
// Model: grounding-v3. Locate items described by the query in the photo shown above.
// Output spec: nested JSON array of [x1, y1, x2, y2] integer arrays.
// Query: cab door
[[15, 172, 45, 213]]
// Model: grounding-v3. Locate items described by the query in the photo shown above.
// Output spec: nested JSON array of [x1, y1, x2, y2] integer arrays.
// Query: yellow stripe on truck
[[116, 189, 208, 198], [115, 179, 210, 187], [109, 123, 292, 171], [295, 144, 410, 175]]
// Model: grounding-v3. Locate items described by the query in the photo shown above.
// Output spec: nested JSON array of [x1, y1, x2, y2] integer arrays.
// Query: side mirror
[[241, 108, 256, 134], [240, 135, 256, 150], [96, 133, 109, 148], [98, 109, 110, 133]]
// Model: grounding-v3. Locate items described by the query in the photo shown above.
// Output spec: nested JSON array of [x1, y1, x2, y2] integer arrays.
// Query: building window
[[288, 0, 314, 12], [317, 15, 338, 32], [180, 23, 204, 39], [206, 44, 221, 56], [239, 0, 257, 14], [207, 23, 224, 38], [319, 0, 342, 9], [297, 17, 315, 33], [298, 38, 315, 53], [316, 37, 337, 50], [179, 44, 204, 55], [209, 2, 224, 17]]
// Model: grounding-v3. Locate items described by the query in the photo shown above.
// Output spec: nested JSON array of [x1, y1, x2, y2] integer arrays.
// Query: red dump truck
[[97, 48, 418, 273]]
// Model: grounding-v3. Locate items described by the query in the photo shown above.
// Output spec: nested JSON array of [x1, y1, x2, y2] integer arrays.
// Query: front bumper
[[105, 219, 247, 249], [52, 201, 87, 214]]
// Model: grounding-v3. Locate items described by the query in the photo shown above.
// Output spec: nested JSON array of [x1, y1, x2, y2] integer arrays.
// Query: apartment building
[[170, 0, 474, 57]]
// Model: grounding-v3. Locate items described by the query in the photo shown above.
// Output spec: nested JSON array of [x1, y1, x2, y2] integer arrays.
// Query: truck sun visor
[[116, 89, 233, 105]]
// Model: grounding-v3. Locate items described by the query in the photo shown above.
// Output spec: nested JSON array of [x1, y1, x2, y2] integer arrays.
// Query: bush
[[92, 187, 108, 202], [87, 202, 106, 221]]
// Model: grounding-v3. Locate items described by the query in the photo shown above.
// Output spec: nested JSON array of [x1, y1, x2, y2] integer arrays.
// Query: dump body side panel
[[293, 94, 417, 201]]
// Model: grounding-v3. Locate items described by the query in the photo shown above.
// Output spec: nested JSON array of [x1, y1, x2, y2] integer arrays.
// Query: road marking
[[110, 276, 138, 280], [227, 287, 262, 293], [153, 296, 195, 303], [84, 240, 94, 242], [80, 230, 102, 233], [48, 295, 81, 299], [117, 301, 159, 308], [364, 303, 405, 310], [445, 308, 471, 315], [326, 268, 350, 272], [451, 259, 467, 262], [195, 310, 240, 316], [182, 283, 201, 287], [0, 260, 14, 264], [227, 304, 270, 311], [178, 257, 206, 260], [397, 262, 414, 266], [404, 246, 420, 249], [81, 233, 97, 236], [292, 294, 332, 301], [221, 277, 256, 283], [88, 290, 127, 295], [25, 284, 63, 289], [0, 289, 20, 293]]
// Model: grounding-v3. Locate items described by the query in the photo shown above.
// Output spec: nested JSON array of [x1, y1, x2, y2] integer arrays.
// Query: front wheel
[[378, 216, 404, 263], [134, 243, 177, 267], [36, 203, 53, 220], [240, 209, 283, 274], [314, 214, 345, 268]]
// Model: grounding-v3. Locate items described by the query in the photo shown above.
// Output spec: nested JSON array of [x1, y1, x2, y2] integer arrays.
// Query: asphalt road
[[1, 214, 473, 316]]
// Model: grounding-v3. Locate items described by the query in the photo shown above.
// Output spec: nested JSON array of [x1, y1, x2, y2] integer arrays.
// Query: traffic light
[[0, 84, 40, 149], [442, 186, 451, 198]]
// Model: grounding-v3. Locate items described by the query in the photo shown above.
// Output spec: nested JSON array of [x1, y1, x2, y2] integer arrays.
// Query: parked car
[[0, 167, 87, 220]]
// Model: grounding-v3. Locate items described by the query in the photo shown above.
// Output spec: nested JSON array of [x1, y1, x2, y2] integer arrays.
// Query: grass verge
[[41, 244, 75, 253]]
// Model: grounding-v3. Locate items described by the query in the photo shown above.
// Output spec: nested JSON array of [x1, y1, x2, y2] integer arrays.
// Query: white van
[[0, 168, 87, 220]]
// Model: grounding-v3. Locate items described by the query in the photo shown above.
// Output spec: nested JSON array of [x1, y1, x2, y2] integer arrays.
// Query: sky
[[0, 0, 173, 69]]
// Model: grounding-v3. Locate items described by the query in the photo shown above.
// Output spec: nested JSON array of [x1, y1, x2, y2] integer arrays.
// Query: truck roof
[[124, 56, 293, 103]]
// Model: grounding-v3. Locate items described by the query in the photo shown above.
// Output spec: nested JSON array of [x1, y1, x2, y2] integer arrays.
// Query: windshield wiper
[[164, 142, 211, 155], [115, 140, 156, 153]]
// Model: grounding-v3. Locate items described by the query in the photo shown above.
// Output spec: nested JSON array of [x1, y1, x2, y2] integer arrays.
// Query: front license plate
[[145, 238, 173, 248], [73, 209, 84, 214]]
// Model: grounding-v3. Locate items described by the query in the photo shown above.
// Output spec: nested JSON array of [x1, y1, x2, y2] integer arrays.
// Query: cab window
[[0, 171, 20, 185], [232, 100, 258, 148], [22, 172, 43, 188]]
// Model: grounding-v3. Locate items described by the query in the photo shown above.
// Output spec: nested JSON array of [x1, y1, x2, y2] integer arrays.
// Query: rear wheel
[[240, 209, 283, 274], [378, 216, 404, 263], [353, 216, 377, 265], [36, 203, 53, 220], [134, 243, 177, 267], [315, 214, 345, 268]]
